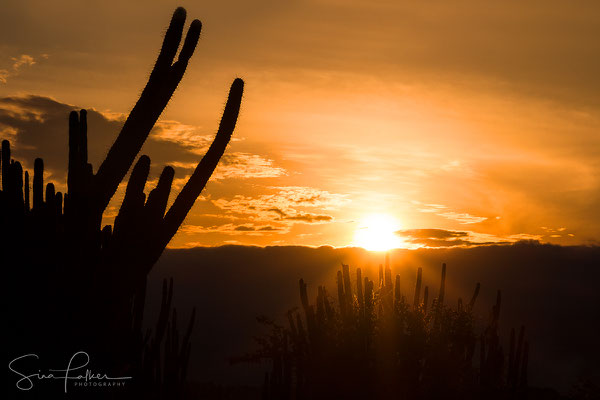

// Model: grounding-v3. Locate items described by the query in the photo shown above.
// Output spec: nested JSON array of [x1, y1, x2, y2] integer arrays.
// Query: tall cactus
[[3, 7, 243, 398]]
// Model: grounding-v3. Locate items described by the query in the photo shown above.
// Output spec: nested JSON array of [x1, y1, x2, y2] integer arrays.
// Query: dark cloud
[[0, 95, 196, 183], [267, 207, 333, 223], [397, 229, 469, 239], [183, 223, 286, 235], [234, 225, 256, 232], [258, 225, 278, 231], [396, 228, 501, 248], [267, 207, 287, 218], [234, 224, 281, 232], [285, 213, 333, 223]]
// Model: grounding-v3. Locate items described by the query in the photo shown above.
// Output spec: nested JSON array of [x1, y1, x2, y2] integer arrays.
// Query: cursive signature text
[[8, 351, 132, 393]]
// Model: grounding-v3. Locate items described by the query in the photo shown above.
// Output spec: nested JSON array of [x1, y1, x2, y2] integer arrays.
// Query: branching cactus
[[2, 7, 243, 398]]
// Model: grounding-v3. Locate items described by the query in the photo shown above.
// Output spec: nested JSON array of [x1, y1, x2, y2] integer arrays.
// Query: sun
[[353, 213, 403, 251]]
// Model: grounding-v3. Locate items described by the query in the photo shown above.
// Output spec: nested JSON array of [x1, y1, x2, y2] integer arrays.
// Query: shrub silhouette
[[237, 260, 530, 400], [2, 7, 242, 398]]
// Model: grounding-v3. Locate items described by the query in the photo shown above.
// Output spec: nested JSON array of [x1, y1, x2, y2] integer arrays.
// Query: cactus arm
[[160, 78, 244, 246], [112, 155, 150, 238], [145, 166, 175, 221], [67, 111, 81, 196], [94, 9, 201, 213], [468, 282, 481, 310]]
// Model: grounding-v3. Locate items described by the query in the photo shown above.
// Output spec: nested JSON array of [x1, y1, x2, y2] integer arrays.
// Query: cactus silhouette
[[2, 7, 243, 398], [237, 261, 530, 400]]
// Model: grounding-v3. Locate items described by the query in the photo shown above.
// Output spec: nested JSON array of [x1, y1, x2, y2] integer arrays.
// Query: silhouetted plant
[[2, 7, 243, 399], [238, 261, 530, 400]]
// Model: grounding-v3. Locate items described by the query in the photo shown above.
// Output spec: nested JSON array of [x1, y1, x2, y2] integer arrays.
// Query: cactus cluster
[[2, 7, 243, 398], [239, 259, 529, 400]]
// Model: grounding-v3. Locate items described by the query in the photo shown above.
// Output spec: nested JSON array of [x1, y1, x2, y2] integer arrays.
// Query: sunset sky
[[1, 0, 599, 249]]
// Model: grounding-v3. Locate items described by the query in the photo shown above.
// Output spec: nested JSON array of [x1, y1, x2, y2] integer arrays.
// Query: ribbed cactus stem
[[24, 170, 30, 211], [45, 183, 55, 211], [423, 286, 429, 313], [14, 161, 24, 208], [394, 274, 401, 304], [385, 252, 392, 289], [342, 263, 353, 310], [316, 285, 325, 324], [356, 268, 364, 315], [33, 158, 44, 210], [365, 277, 373, 313], [1, 140, 10, 192], [384, 264, 392, 294], [469, 282, 480, 310], [413, 267, 422, 308], [337, 270, 346, 318], [438, 263, 446, 305], [299, 279, 309, 311]]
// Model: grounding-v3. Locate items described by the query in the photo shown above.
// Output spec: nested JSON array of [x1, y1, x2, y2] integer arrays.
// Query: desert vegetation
[[2, 7, 242, 398], [238, 258, 531, 400]]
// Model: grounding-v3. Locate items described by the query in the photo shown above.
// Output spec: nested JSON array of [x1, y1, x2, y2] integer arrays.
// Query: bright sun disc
[[353, 214, 402, 251]]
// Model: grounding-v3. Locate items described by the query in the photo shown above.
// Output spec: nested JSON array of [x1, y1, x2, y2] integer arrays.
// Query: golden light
[[353, 213, 403, 251]]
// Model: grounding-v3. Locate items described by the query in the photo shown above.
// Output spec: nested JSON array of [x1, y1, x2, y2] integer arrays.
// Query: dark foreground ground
[[145, 242, 600, 397]]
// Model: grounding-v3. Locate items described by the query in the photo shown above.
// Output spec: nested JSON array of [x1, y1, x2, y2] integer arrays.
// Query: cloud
[[0, 94, 285, 185], [416, 203, 488, 224], [266, 207, 333, 223], [150, 120, 214, 154], [398, 229, 469, 240], [0, 70, 9, 84], [396, 228, 543, 248], [212, 153, 287, 179], [181, 223, 288, 236], [12, 54, 36, 70], [283, 213, 333, 223], [1, 54, 44, 84], [212, 186, 346, 225]]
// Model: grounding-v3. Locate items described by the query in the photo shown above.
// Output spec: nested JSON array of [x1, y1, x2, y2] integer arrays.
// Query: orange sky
[[1, 0, 599, 248]]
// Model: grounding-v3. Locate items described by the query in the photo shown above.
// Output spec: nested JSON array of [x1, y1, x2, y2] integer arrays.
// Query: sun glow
[[353, 214, 403, 251]]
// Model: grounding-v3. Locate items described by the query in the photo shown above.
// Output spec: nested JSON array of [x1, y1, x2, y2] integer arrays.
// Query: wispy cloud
[[212, 153, 287, 179], [415, 202, 488, 224], [212, 186, 347, 225], [1, 54, 46, 84], [167, 153, 287, 180]]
